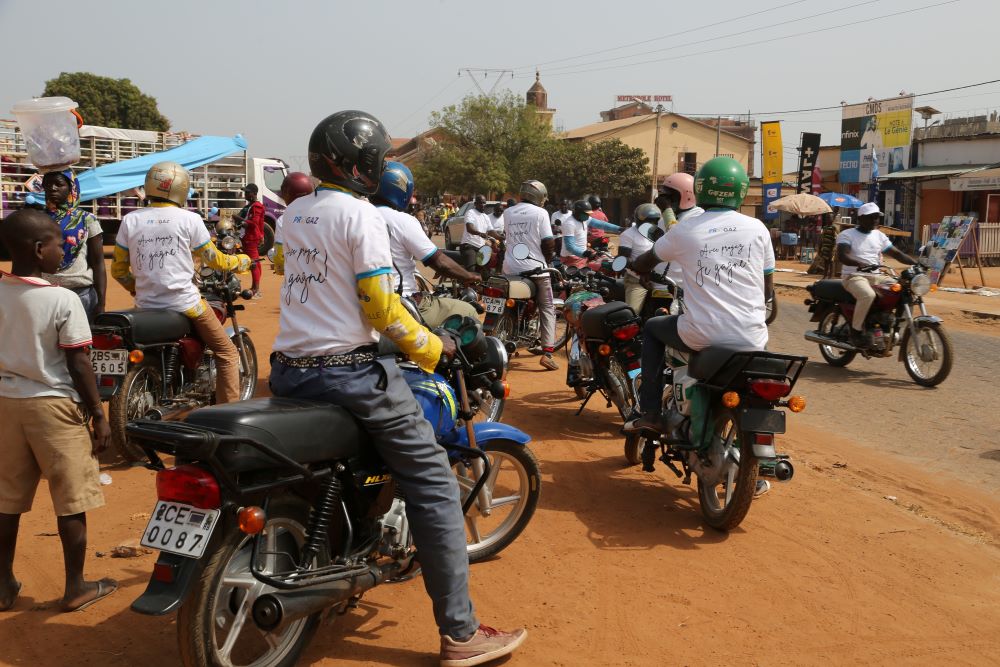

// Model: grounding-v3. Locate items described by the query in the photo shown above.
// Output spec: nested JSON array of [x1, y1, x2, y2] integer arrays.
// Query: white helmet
[[519, 179, 548, 206]]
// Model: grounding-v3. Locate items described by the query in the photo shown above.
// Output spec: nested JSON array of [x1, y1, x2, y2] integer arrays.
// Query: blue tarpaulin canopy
[[28, 134, 247, 204]]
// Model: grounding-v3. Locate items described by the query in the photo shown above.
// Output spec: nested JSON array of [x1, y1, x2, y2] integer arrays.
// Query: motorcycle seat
[[95, 309, 192, 345], [581, 301, 636, 339], [808, 279, 856, 304], [184, 398, 367, 472], [441, 248, 464, 264], [688, 347, 788, 384]]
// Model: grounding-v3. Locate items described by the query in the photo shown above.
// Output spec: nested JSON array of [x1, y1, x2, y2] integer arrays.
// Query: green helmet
[[694, 157, 749, 210]]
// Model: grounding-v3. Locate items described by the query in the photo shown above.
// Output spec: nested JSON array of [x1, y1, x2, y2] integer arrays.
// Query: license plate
[[92, 349, 127, 376], [740, 408, 786, 434], [483, 296, 506, 314], [140, 501, 220, 559]]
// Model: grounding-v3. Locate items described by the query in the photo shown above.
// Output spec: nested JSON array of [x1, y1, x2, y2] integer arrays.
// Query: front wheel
[[902, 323, 953, 387], [177, 497, 322, 667], [765, 289, 778, 325], [697, 411, 758, 531], [817, 310, 857, 367], [454, 440, 541, 563], [232, 333, 259, 401], [109, 363, 163, 463]]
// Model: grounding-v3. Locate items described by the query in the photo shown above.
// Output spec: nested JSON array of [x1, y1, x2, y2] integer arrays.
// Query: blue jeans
[[639, 315, 692, 415], [268, 356, 478, 639], [71, 286, 99, 324]]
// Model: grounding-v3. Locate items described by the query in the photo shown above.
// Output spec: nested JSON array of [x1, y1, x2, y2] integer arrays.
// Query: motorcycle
[[562, 257, 642, 421], [91, 229, 258, 462], [803, 264, 953, 386], [624, 274, 807, 530], [125, 316, 539, 666], [478, 244, 568, 355]]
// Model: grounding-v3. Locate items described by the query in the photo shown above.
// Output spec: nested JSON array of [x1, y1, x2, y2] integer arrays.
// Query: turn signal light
[[506, 298, 515, 307], [929, 284, 938, 292], [787, 396, 807, 413], [721, 391, 740, 408], [502, 381, 511, 398], [238, 506, 266, 535], [129, 349, 145, 364], [598, 344, 612, 356], [890, 283, 902, 293]]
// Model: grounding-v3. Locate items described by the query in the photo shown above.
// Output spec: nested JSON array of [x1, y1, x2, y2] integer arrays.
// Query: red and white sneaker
[[440, 624, 527, 667]]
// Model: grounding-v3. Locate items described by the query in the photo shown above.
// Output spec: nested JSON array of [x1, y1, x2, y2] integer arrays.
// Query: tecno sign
[[617, 95, 673, 103]]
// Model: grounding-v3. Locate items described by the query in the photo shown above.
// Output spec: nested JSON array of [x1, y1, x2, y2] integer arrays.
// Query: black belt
[[273, 345, 378, 368]]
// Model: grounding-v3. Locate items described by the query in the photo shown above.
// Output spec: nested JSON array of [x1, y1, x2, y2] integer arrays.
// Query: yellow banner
[[761, 121, 783, 184]]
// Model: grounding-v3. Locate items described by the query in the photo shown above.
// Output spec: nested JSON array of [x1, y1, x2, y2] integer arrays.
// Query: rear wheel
[[257, 223, 276, 256], [177, 497, 322, 667], [454, 440, 540, 562], [817, 310, 857, 367], [902, 324, 953, 387], [109, 363, 163, 463], [697, 411, 758, 531], [492, 311, 517, 351], [765, 289, 778, 325], [601, 356, 637, 420]]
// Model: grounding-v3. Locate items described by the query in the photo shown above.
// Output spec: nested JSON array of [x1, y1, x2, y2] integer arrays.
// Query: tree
[[517, 139, 649, 203], [42, 72, 170, 131]]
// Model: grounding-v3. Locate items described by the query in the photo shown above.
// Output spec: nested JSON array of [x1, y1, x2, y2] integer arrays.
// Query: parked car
[[444, 200, 502, 250]]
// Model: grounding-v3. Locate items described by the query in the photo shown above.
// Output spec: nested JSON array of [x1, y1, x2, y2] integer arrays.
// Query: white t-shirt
[[559, 216, 587, 258], [0, 274, 93, 401], [653, 208, 775, 351], [837, 228, 892, 277], [461, 209, 491, 248], [377, 206, 438, 297], [274, 189, 394, 357], [489, 212, 505, 233], [43, 213, 104, 290], [503, 202, 554, 275], [551, 210, 572, 233], [116, 206, 211, 312]]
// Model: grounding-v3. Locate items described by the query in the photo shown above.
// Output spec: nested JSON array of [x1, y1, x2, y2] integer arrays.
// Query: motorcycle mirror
[[240, 289, 255, 300], [638, 222, 663, 242], [266, 248, 276, 263], [611, 256, 628, 273], [476, 246, 493, 266], [511, 243, 530, 261]]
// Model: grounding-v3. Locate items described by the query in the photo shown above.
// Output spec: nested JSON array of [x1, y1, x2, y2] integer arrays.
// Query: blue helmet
[[376, 161, 415, 211]]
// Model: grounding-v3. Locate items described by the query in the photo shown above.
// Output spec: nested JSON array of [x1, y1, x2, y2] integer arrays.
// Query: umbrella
[[818, 192, 864, 209], [767, 193, 832, 216]]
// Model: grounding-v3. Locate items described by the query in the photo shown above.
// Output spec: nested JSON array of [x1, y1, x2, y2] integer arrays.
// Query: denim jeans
[[268, 356, 478, 639], [71, 286, 98, 324], [639, 315, 692, 415]]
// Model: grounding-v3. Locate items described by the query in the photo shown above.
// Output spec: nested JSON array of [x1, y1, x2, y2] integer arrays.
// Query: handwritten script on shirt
[[282, 245, 329, 305], [695, 240, 750, 287]]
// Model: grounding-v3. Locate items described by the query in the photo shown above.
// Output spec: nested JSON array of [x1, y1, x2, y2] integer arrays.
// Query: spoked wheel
[[697, 410, 758, 531], [602, 356, 638, 420], [552, 308, 569, 351], [765, 289, 778, 325], [233, 334, 259, 401], [492, 312, 517, 353], [177, 498, 322, 667], [472, 387, 505, 423], [454, 440, 540, 563], [902, 324, 953, 387], [109, 363, 163, 463], [817, 310, 857, 367]]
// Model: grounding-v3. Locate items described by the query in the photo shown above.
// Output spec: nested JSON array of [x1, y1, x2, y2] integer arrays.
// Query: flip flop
[[0, 581, 21, 612], [62, 578, 118, 613]]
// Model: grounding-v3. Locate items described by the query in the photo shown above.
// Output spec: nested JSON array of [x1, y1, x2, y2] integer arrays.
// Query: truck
[[0, 120, 288, 252]]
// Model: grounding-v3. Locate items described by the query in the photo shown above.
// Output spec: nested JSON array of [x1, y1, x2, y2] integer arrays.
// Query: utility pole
[[634, 98, 664, 201], [715, 115, 721, 157]]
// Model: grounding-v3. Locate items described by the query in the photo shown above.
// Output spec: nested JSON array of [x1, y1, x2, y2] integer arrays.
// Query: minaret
[[526, 70, 555, 126]]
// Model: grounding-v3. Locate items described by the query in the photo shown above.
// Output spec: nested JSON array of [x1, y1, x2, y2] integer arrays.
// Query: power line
[[518, 0, 958, 80], [391, 75, 464, 131], [511, 0, 811, 73]]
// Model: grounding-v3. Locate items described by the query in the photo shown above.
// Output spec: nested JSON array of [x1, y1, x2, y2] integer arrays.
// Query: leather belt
[[273, 346, 378, 368]]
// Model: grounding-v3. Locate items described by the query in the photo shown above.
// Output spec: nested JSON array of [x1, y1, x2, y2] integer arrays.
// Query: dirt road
[[2, 267, 999, 666]]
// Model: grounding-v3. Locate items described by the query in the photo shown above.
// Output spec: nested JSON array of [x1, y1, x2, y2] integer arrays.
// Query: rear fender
[[446, 422, 531, 447], [130, 551, 205, 616]]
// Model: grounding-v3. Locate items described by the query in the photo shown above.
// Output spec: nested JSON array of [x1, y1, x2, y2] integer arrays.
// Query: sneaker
[[527, 345, 545, 356], [440, 625, 527, 667], [539, 353, 559, 371], [252, 290, 263, 300], [849, 328, 872, 349], [754, 479, 771, 498]]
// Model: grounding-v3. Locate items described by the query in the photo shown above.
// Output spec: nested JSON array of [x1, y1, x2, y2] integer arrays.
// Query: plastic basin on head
[[11, 97, 81, 172]]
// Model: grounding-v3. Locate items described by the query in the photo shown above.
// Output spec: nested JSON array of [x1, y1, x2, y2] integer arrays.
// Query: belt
[[273, 345, 378, 368]]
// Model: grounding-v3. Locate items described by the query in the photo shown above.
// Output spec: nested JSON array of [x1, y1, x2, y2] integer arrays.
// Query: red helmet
[[660, 172, 697, 210], [280, 171, 314, 205]]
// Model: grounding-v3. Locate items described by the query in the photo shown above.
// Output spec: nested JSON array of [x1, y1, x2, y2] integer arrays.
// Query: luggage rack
[[694, 350, 808, 392]]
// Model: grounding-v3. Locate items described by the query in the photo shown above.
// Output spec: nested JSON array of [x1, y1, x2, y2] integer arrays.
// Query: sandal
[[0, 581, 21, 612], [61, 578, 118, 613]]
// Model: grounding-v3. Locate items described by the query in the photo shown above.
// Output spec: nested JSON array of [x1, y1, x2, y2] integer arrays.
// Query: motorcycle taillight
[[156, 465, 221, 509], [612, 322, 641, 340], [747, 378, 791, 402], [482, 287, 504, 298], [92, 333, 124, 350]]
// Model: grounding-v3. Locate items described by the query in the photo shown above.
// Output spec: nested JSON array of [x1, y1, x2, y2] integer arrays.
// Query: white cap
[[858, 202, 883, 217]]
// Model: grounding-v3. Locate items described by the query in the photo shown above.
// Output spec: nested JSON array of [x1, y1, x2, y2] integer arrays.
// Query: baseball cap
[[858, 202, 883, 217]]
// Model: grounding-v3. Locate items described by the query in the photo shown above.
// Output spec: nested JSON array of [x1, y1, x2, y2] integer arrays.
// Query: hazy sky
[[3, 0, 999, 173]]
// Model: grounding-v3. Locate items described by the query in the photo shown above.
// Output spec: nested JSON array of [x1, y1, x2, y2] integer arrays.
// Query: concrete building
[[525, 71, 556, 126]]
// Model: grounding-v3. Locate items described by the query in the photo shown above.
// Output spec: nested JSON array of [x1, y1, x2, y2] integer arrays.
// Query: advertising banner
[[839, 96, 913, 183], [763, 183, 782, 221], [761, 121, 783, 184], [796, 132, 821, 193]]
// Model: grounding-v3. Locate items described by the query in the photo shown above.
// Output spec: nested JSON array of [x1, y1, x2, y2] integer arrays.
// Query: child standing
[[0, 209, 116, 613]]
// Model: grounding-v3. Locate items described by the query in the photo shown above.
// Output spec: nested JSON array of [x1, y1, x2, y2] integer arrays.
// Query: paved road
[[768, 295, 1000, 492]]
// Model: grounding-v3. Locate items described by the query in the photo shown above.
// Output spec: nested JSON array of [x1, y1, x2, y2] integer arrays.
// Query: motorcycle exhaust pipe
[[252, 561, 404, 633], [144, 400, 202, 422], [803, 331, 855, 351], [774, 460, 794, 482]]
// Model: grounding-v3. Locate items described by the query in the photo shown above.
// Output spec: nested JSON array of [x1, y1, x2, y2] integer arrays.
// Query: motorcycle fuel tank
[[401, 368, 458, 436]]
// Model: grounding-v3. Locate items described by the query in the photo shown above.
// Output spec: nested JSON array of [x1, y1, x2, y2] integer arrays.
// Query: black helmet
[[572, 199, 592, 222], [308, 110, 391, 195], [587, 193, 602, 210]]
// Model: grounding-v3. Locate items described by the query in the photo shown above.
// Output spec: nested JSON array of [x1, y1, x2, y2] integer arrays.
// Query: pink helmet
[[660, 172, 696, 210]]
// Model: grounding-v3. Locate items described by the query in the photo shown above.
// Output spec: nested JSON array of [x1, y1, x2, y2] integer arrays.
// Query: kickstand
[[575, 389, 597, 415]]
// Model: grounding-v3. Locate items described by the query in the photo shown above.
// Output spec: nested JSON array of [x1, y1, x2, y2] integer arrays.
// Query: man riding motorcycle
[[460, 195, 494, 271], [624, 157, 775, 444], [111, 161, 252, 404], [617, 202, 665, 313], [837, 202, 916, 349], [503, 180, 560, 370], [560, 199, 622, 269], [372, 161, 482, 328], [655, 172, 704, 229], [268, 110, 525, 666], [585, 194, 612, 250]]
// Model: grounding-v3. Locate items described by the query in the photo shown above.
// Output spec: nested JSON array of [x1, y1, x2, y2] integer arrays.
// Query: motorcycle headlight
[[220, 235, 237, 251], [911, 273, 932, 296]]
